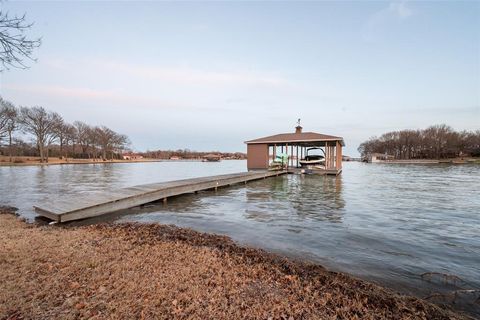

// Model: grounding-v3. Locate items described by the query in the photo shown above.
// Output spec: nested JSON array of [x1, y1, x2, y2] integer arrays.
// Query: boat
[[299, 148, 325, 167], [269, 153, 288, 170]]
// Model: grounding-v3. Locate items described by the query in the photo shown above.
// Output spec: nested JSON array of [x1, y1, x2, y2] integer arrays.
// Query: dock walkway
[[34, 171, 286, 223]]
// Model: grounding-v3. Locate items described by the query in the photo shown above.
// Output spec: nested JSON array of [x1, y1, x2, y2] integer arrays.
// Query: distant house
[[122, 153, 144, 160], [170, 156, 181, 160], [202, 154, 221, 162], [367, 153, 394, 163]]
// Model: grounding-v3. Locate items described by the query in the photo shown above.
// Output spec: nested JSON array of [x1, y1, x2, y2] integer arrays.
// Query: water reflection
[[244, 174, 345, 223]]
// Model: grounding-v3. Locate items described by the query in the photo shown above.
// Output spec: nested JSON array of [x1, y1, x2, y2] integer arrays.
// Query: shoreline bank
[[0, 157, 243, 167], [365, 158, 480, 165], [0, 208, 469, 319]]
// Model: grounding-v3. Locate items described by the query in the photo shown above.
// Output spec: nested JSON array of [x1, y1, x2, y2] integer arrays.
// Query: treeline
[[0, 97, 130, 163], [358, 124, 480, 159], [142, 149, 246, 160]]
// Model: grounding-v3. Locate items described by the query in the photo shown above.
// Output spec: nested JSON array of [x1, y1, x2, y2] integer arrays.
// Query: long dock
[[34, 170, 286, 223]]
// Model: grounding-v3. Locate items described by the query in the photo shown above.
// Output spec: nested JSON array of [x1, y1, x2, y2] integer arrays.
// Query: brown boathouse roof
[[245, 131, 345, 146]]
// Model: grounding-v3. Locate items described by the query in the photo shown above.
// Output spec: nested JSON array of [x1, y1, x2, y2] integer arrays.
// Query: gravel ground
[[0, 208, 469, 320]]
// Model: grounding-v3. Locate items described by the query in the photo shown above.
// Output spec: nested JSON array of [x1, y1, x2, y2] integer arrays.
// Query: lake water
[[1, 160, 479, 315]]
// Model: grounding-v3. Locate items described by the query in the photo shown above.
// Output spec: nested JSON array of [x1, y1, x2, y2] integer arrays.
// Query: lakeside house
[[122, 153, 144, 160], [366, 153, 395, 163]]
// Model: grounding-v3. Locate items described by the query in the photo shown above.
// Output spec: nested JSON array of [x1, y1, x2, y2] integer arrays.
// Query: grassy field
[[0, 208, 469, 320]]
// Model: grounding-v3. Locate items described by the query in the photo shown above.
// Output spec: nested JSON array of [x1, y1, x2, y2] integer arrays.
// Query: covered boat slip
[[245, 124, 345, 175], [34, 171, 286, 223]]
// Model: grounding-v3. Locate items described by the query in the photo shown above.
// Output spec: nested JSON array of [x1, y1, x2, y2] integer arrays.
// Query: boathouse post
[[336, 141, 342, 171], [286, 143, 288, 170], [296, 145, 299, 168]]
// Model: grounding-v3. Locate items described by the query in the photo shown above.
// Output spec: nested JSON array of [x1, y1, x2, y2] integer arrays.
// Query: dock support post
[[286, 143, 288, 170], [163, 198, 167, 204], [296, 145, 298, 168]]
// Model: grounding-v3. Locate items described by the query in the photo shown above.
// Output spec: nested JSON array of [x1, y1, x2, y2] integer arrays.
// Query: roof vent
[[295, 118, 303, 134]]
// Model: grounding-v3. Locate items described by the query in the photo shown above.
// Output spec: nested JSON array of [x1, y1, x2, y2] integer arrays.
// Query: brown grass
[[0, 209, 469, 320]]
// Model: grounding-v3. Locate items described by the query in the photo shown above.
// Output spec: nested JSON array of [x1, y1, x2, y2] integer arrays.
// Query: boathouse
[[245, 123, 345, 175]]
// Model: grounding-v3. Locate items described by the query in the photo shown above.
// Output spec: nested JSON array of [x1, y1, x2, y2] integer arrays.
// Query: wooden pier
[[34, 171, 286, 223]]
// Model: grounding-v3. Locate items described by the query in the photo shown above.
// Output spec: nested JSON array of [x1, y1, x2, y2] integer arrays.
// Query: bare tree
[[0, 11, 41, 71], [43, 115, 64, 161], [112, 133, 129, 158], [96, 126, 116, 160], [65, 124, 76, 158], [94, 126, 129, 160], [2, 100, 133, 161], [87, 126, 100, 160], [54, 121, 76, 160], [1, 99, 18, 161], [0, 99, 8, 141], [19, 106, 62, 163], [73, 121, 90, 158], [358, 124, 477, 160], [63, 123, 76, 160]]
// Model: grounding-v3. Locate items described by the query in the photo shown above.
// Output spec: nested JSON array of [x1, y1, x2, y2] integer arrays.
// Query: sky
[[0, 1, 479, 156]]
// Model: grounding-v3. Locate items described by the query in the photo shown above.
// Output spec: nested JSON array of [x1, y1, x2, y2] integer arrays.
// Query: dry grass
[[0, 209, 469, 320]]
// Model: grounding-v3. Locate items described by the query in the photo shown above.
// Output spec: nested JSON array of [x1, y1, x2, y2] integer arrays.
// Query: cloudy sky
[[0, 1, 478, 156]]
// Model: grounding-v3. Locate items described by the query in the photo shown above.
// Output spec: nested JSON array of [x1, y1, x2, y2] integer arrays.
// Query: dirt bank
[[0, 208, 469, 319]]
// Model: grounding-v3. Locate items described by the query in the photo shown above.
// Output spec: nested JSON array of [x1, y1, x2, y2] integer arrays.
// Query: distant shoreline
[[0, 156, 244, 167], [366, 158, 480, 165]]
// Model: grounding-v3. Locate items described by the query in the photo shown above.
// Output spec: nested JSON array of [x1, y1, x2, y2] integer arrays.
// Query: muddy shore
[[0, 208, 470, 319]]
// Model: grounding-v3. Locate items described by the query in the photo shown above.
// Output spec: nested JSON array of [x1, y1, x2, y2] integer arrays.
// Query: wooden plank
[[34, 170, 286, 223]]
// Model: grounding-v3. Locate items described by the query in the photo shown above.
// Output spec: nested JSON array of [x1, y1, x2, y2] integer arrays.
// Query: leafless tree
[[73, 121, 91, 158], [0, 11, 41, 71], [113, 133, 129, 158], [87, 126, 101, 160], [90, 126, 128, 161], [54, 121, 75, 160], [358, 124, 480, 159], [63, 123, 76, 159], [19, 106, 62, 163], [0, 98, 9, 141], [0, 98, 18, 161], [2, 96, 133, 161], [96, 126, 117, 160]]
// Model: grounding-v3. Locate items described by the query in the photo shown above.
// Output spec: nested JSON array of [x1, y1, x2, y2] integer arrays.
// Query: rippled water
[[1, 160, 479, 315]]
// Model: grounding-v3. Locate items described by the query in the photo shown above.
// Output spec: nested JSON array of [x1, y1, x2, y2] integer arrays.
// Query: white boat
[[299, 148, 325, 167]]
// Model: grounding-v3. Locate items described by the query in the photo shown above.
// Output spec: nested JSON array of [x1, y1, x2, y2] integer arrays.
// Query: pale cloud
[[3, 84, 193, 111], [362, 1, 414, 41], [390, 1, 413, 19], [45, 58, 290, 88], [98, 60, 290, 87]]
